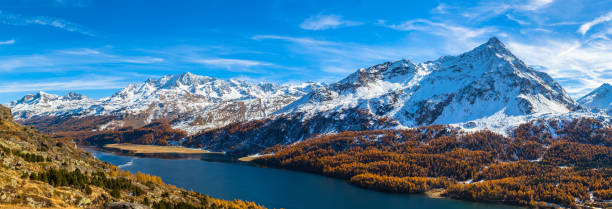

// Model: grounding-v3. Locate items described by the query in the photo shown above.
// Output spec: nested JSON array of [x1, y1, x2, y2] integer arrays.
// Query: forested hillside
[[254, 118, 612, 208]]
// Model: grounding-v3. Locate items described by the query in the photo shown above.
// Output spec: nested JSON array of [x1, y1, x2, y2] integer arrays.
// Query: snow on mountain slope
[[578, 83, 612, 113], [7, 72, 323, 134], [9, 91, 96, 119], [278, 37, 579, 128]]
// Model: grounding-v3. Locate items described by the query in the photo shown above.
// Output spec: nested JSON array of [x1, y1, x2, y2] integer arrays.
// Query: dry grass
[[237, 155, 260, 162], [104, 143, 219, 154]]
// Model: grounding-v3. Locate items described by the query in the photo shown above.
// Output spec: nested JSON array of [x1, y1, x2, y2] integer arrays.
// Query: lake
[[87, 149, 521, 209]]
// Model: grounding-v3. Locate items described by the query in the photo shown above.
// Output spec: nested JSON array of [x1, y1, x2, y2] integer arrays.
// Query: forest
[[253, 118, 612, 208]]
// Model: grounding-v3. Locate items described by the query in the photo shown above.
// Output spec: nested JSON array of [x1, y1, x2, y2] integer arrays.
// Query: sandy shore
[[103, 143, 220, 154]]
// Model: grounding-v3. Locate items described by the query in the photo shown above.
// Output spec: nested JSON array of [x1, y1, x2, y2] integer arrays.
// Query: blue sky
[[1, 0, 612, 103]]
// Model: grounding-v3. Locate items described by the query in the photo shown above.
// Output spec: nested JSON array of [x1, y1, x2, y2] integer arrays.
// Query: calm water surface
[[87, 149, 520, 209]]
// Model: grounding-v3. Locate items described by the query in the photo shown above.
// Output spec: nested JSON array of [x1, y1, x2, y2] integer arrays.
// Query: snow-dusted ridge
[[8, 72, 324, 134]]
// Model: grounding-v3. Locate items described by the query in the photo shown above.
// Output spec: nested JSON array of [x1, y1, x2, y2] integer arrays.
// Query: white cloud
[[578, 11, 612, 35], [0, 39, 15, 45], [0, 48, 166, 72], [506, 14, 530, 25], [0, 10, 95, 36], [0, 76, 128, 93], [58, 48, 101, 55], [193, 58, 273, 67], [121, 57, 164, 64], [300, 14, 362, 30], [458, 0, 554, 22], [52, 0, 91, 7], [190, 58, 277, 72], [518, 0, 554, 11], [384, 19, 496, 40], [252, 35, 334, 45], [508, 38, 612, 97]]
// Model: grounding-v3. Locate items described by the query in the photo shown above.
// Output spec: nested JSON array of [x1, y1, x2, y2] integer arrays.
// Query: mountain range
[[9, 73, 323, 135], [6, 37, 612, 155]]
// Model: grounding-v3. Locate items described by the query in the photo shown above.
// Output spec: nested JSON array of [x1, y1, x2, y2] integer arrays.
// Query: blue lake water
[[88, 149, 521, 209]]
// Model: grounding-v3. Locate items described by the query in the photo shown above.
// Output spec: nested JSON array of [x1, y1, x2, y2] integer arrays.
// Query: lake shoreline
[[87, 148, 524, 209]]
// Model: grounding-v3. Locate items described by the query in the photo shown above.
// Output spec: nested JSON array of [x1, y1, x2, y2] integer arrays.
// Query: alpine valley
[[9, 37, 609, 154], [7, 37, 612, 208]]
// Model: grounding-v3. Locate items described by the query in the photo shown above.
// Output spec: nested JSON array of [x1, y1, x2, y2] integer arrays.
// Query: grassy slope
[[0, 105, 265, 209]]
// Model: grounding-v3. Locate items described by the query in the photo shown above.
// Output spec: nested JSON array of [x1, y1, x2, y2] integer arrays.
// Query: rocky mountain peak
[[280, 37, 578, 129], [63, 92, 87, 100]]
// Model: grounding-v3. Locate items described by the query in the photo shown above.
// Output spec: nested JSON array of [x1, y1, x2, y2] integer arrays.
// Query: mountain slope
[[279, 37, 578, 126], [8, 73, 323, 135], [578, 83, 612, 113], [0, 104, 265, 208], [188, 37, 583, 155]]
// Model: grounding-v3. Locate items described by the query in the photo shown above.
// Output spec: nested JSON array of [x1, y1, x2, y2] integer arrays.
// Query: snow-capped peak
[[8, 72, 323, 134], [279, 37, 578, 129], [11, 91, 60, 105], [578, 83, 612, 110]]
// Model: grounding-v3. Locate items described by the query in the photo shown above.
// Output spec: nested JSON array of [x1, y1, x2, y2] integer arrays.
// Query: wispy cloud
[[300, 14, 362, 30], [578, 11, 612, 35], [518, 0, 554, 11], [252, 34, 433, 81], [57, 48, 101, 55], [0, 48, 165, 72], [506, 14, 530, 25], [52, 0, 92, 8], [0, 39, 15, 45], [0, 10, 95, 36], [252, 35, 334, 45], [121, 57, 165, 64], [508, 38, 612, 97], [453, 0, 554, 22], [382, 19, 496, 41], [190, 58, 277, 72], [193, 58, 273, 67], [0, 75, 129, 93]]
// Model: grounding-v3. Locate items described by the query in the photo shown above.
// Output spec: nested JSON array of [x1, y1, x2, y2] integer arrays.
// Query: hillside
[[252, 118, 612, 208], [0, 104, 265, 209]]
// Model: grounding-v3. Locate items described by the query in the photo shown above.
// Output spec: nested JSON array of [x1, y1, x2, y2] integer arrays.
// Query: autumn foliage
[[254, 118, 612, 208]]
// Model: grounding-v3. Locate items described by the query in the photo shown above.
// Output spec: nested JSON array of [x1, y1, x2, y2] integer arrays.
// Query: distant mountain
[[8, 72, 324, 135], [187, 37, 586, 155], [578, 83, 612, 113], [10, 91, 95, 119]]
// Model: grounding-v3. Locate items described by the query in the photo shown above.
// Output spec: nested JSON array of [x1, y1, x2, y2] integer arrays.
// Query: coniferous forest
[[253, 118, 612, 208]]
